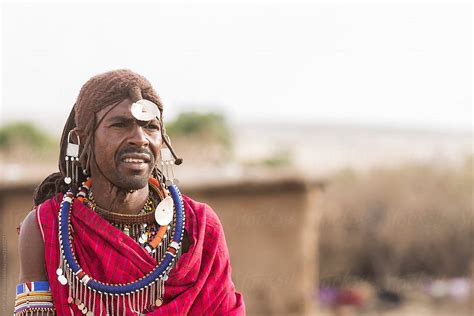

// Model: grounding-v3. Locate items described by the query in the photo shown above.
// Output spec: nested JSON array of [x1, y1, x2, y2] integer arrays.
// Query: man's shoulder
[[35, 194, 62, 214], [19, 196, 56, 240], [19, 208, 39, 237], [182, 194, 224, 232], [18, 207, 48, 282]]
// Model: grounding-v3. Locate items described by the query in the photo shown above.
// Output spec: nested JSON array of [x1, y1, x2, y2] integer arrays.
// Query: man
[[16, 70, 245, 315]]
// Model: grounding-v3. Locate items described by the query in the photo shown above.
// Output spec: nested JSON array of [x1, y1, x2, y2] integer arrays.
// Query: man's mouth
[[119, 153, 152, 169], [122, 158, 147, 163]]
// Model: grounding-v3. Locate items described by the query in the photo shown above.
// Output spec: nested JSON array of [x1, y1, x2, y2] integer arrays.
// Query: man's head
[[34, 69, 181, 204], [60, 70, 166, 190]]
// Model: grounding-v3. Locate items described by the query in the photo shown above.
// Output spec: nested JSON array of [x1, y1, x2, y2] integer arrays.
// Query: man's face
[[91, 98, 162, 190]]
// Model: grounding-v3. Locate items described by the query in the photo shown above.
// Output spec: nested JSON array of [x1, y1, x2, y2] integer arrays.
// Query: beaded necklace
[[56, 178, 185, 315], [87, 190, 157, 240]]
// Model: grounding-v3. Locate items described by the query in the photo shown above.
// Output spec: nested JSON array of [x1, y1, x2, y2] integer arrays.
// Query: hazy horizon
[[1, 1, 472, 133]]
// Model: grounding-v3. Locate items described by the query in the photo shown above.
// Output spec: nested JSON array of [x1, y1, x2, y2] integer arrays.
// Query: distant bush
[[164, 112, 234, 164], [0, 122, 54, 150], [261, 150, 292, 167], [165, 112, 232, 149], [319, 157, 473, 284]]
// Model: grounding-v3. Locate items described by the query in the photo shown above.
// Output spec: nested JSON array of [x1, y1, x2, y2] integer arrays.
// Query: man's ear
[[73, 128, 85, 145]]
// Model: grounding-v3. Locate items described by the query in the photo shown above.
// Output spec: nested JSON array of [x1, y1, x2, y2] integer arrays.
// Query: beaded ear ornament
[[56, 178, 185, 315], [64, 130, 80, 184], [160, 134, 180, 186]]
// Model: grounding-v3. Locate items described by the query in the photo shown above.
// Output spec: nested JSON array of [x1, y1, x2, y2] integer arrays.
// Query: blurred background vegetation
[[317, 157, 473, 315], [0, 122, 57, 156], [320, 158, 473, 280], [0, 122, 59, 184], [166, 112, 232, 149]]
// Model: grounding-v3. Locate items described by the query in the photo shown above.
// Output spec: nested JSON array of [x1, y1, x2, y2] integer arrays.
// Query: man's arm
[[15, 209, 53, 315], [18, 209, 48, 282]]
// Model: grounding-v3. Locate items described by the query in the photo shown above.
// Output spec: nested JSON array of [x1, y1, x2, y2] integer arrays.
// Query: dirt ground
[[318, 301, 472, 316]]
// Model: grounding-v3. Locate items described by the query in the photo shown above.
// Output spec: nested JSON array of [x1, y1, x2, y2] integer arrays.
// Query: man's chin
[[114, 175, 150, 191]]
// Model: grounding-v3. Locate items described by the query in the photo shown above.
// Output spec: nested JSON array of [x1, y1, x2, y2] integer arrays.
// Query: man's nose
[[128, 125, 149, 147]]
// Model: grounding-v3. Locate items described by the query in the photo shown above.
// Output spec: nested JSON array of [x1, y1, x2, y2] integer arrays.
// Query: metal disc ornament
[[154, 196, 174, 226], [131, 99, 160, 121], [58, 275, 68, 285]]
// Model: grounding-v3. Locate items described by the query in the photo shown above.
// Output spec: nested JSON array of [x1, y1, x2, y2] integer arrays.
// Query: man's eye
[[112, 122, 126, 128], [146, 123, 160, 130]]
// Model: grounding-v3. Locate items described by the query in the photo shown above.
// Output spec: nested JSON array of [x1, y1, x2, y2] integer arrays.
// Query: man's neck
[[90, 181, 149, 215]]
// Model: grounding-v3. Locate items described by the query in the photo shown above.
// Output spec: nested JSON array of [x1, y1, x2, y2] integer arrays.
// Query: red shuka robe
[[36, 194, 245, 315]]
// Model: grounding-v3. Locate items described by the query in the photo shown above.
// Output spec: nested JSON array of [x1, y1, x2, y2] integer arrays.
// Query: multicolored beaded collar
[[88, 190, 156, 225], [56, 178, 185, 315], [87, 188, 157, 240]]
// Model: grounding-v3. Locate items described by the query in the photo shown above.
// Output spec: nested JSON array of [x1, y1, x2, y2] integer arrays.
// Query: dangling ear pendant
[[160, 147, 179, 186], [64, 130, 80, 184]]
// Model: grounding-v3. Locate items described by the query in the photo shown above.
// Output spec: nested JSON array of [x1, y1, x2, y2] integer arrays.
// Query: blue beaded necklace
[[56, 179, 185, 314]]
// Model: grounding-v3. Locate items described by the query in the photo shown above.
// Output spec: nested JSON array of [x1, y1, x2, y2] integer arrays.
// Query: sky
[[1, 0, 472, 133]]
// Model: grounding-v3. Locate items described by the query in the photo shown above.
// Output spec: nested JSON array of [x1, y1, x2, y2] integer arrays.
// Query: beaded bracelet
[[14, 281, 55, 315]]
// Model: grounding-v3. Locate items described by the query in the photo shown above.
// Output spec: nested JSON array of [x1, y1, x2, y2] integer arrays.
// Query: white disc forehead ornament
[[131, 99, 160, 121]]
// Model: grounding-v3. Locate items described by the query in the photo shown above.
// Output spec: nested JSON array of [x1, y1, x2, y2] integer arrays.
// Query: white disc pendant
[[155, 196, 174, 226], [58, 275, 68, 285]]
